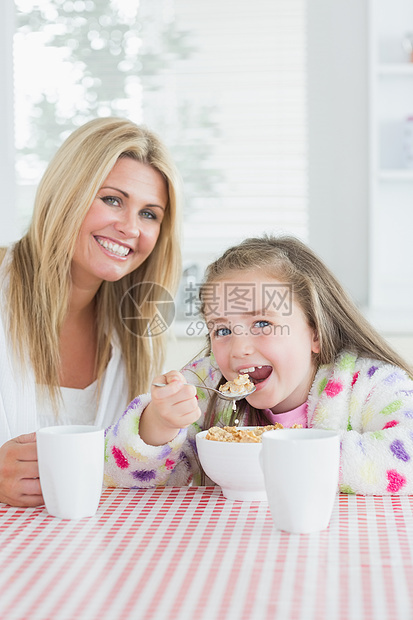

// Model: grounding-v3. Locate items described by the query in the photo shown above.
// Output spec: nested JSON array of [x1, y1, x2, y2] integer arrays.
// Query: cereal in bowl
[[206, 424, 286, 443]]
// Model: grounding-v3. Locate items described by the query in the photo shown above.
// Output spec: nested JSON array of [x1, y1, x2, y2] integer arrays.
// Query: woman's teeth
[[96, 238, 130, 257]]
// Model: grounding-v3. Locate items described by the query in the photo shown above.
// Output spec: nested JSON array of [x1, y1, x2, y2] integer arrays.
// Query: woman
[[0, 117, 182, 506]]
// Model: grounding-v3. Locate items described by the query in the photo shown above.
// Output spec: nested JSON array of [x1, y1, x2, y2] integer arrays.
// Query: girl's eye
[[250, 319, 274, 335], [214, 327, 231, 338], [101, 195, 121, 207], [254, 320, 271, 328]]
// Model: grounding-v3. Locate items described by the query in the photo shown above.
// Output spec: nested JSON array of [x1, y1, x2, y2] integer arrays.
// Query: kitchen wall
[[307, 0, 369, 309]]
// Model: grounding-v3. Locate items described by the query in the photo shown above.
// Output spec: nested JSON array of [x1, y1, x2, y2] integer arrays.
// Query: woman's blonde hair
[[199, 234, 412, 426], [6, 117, 182, 404]]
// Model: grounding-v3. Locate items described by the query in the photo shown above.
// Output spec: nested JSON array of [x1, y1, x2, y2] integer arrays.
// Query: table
[[0, 487, 412, 620]]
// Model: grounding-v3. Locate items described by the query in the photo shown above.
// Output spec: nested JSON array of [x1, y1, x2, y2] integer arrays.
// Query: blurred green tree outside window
[[14, 0, 222, 228]]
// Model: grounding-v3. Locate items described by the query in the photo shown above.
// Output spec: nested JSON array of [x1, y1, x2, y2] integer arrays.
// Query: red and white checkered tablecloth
[[0, 487, 412, 620]]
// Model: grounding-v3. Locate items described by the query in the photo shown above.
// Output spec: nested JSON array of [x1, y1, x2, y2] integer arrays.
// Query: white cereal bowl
[[195, 428, 267, 501]]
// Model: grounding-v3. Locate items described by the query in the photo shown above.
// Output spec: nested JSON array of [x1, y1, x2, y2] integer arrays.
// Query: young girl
[[105, 235, 413, 495]]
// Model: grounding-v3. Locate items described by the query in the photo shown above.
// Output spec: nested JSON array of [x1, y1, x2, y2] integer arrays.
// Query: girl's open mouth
[[239, 365, 273, 385]]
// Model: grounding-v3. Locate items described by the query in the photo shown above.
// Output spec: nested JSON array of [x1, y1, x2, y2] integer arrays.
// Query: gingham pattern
[[0, 488, 412, 620]]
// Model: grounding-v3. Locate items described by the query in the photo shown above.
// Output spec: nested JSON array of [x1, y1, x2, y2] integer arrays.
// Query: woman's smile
[[94, 235, 132, 259], [71, 158, 167, 291]]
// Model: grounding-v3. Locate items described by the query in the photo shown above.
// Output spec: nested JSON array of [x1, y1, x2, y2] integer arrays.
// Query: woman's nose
[[114, 210, 140, 238]]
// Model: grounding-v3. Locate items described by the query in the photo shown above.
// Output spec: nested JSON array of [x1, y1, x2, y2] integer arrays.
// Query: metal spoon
[[152, 382, 256, 402]]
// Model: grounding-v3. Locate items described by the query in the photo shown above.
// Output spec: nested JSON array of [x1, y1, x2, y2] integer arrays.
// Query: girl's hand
[[0, 433, 44, 507], [139, 370, 201, 446]]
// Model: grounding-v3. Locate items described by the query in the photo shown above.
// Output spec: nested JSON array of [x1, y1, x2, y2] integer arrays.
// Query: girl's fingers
[[149, 371, 199, 433], [152, 382, 181, 400], [179, 408, 202, 428], [170, 384, 197, 403], [171, 400, 200, 418], [153, 370, 185, 386], [152, 381, 196, 402], [165, 401, 201, 427], [165, 370, 185, 384]]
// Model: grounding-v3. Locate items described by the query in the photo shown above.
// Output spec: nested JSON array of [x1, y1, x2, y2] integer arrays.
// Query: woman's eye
[[101, 195, 121, 207], [140, 209, 157, 220], [215, 327, 231, 338]]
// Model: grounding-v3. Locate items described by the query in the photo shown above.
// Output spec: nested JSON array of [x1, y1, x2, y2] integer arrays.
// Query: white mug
[[37, 425, 104, 520], [260, 429, 340, 534]]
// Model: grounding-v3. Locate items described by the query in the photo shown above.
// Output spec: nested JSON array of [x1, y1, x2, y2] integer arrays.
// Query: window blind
[[141, 0, 308, 271]]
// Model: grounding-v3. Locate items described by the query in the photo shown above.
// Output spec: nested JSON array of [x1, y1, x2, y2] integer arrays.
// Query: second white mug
[[260, 428, 340, 534]]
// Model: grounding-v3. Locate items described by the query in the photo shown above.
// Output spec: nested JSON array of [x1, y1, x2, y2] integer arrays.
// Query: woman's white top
[[37, 380, 100, 428], [0, 252, 129, 445]]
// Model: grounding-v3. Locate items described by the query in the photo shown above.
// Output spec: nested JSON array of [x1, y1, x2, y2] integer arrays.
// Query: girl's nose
[[230, 330, 255, 358]]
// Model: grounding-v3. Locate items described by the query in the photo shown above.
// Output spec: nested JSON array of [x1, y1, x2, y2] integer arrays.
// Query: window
[[13, 0, 307, 315]]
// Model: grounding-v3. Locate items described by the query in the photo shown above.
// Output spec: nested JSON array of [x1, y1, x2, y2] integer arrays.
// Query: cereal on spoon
[[219, 374, 255, 397], [219, 374, 256, 414]]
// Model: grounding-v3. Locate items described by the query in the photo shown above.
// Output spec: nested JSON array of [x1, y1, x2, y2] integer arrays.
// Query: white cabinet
[[368, 0, 413, 330]]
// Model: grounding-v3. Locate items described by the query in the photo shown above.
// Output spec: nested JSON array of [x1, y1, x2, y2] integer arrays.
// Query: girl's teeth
[[97, 238, 129, 257], [239, 365, 263, 374]]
